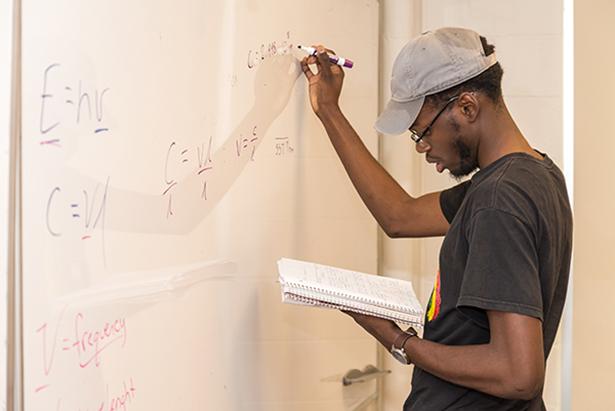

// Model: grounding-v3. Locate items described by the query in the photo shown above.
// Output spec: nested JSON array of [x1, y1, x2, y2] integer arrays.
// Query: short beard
[[448, 119, 479, 180]]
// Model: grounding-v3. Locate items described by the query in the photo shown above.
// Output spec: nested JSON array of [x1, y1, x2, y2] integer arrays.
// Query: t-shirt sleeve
[[439, 180, 471, 223], [457, 208, 543, 323]]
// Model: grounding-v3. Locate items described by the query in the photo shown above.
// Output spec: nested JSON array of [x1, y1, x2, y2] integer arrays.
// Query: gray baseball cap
[[375, 27, 498, 135]]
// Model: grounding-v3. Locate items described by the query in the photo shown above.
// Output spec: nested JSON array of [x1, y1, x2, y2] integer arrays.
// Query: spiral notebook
[[277, 258, 424, 327]]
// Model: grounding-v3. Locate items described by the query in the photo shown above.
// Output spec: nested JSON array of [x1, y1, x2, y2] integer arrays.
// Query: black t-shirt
[[404, 152, 573, 411]]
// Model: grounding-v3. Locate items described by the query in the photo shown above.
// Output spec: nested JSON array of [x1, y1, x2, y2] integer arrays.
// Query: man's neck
[[476, 103, 542, 168]]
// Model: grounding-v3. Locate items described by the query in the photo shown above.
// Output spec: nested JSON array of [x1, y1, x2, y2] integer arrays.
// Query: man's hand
[[300, 45, 345, 117], [342, 310, 404, 349]]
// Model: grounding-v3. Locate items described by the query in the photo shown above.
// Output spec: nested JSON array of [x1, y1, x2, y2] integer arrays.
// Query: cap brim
[[374, 96, 425, 135]]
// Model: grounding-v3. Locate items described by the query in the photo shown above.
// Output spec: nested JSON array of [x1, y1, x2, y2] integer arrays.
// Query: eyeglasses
[[409, 96, 460, 145]]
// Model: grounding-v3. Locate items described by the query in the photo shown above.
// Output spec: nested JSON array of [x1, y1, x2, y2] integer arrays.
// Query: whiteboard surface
[[21, 0, 379, 409]]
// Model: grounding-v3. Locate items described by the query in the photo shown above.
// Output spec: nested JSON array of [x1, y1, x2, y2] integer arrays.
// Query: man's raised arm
[[301, 46, 449, 238]]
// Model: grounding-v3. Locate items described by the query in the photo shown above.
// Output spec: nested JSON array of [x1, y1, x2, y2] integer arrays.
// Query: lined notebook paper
[[277, 258, 424, 327]]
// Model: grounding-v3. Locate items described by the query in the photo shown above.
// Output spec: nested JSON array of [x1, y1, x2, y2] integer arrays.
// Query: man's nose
[[415, 140, 429, 154]]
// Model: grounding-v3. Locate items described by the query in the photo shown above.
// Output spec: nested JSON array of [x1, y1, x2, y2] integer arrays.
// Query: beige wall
[[378, 1, 424, 408], [572, 1, 615, 409]]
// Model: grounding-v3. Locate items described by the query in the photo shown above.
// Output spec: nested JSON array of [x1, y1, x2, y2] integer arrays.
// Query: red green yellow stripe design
[[426, 270, 441, 322]]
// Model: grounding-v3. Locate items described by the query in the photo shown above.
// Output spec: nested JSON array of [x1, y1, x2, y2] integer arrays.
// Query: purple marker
[[297, 45, 354, 68]]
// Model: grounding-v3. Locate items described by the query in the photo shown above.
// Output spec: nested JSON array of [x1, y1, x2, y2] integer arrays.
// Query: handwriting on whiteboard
[[39, 63, 111, 146], [34, 311, 128, 394], [235, 126, 258, 160], [34, 51, 301, 236], [99, 378, 136, 411], [247, 31, 293, 69], [274, 137, 294, 156], [163, 136, 215, 218], [63, 313, 127, 368], [55, 378, 136, 411], [45, 178, 109, 241]]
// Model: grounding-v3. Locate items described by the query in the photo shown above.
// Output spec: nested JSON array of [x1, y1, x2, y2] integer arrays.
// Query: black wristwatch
[[390, 326, 418, 364]]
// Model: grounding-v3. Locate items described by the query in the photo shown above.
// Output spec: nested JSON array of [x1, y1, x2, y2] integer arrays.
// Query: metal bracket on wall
[[343, 364, 391, 386]]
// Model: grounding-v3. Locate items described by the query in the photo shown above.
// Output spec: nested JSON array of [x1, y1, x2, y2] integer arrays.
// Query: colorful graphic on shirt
[[426, 270, 441, 322]]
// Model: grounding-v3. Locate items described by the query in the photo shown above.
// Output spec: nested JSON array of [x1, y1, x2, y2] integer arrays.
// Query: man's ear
[[458, 92, 479, 122]]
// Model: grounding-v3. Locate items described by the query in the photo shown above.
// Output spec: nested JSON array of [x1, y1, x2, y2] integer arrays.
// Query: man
[[300, 27, 572, 410]]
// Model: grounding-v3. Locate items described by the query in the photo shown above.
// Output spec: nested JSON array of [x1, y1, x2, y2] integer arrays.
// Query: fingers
[[314, 45, 346, 78], [313, 44, 336, 56], [315, 45, 332, 75], [300, 44, 344, 80], [306, 54, 318, 65], [300, 57, 314, 80], [300, 55, 324, 80]]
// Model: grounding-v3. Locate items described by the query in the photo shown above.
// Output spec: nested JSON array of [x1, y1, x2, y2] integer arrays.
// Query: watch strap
[[397, 333, 413, 352], [393, 327, 417, 348]]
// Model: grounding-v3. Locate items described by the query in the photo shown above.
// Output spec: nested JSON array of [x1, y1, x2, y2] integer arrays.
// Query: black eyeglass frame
[[409, 95, 460, 145]]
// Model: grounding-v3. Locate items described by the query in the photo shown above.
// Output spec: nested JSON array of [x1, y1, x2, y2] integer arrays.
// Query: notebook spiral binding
[[282, 279, 422, 316], [285, 292, 423, 327]]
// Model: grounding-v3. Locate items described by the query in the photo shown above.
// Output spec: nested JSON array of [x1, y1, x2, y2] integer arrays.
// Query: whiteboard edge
[[7, 0, 22, 409]]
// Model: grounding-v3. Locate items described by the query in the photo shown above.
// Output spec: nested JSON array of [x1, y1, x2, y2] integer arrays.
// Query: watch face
[[391, 348, 409, 364]]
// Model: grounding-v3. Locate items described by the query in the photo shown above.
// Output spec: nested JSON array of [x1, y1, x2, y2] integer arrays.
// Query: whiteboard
[[21, 0, 379, 410]]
